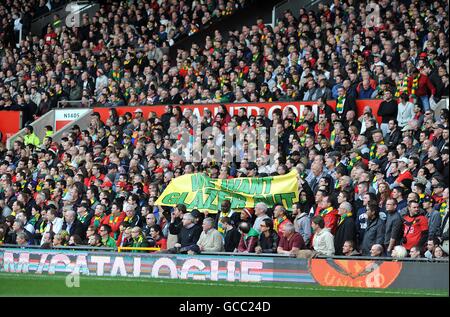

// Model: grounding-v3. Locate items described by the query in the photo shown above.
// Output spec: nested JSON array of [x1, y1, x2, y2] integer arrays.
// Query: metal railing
[[2, 244, 447, 262], [31, 1, 99, 37], [0, 243, 114, 252], [57, 100, 92, 108], [117, 246, 161, 253]]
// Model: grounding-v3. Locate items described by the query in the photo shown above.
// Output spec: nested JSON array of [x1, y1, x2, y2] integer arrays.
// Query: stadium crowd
[[0, 0, 449, 260]]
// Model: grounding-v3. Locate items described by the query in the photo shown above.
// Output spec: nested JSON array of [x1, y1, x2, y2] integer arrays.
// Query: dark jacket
[[338, 94, 357, 118], [62, 219, 85, 240], [377, 99, 398, 123], [257, 230, 279, 253], [334, 216, 356, 255], [384, 127, 402, 150], [178, 224, 202, 248], [168, 217, 183, 235], [361, 217, 386, 256], [224, 227, 241, 252], [384, 211, 404, 246]]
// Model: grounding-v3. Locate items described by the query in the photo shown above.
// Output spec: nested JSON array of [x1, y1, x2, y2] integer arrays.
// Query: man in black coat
[[334, 202, 356, 255], [175, 213, 202, 253], [361, 203, 386, 256], [377, 90, 398, 137], [336, 86, 356, 119], [384, 119, 402, 150], [62, 209, 85, 240]]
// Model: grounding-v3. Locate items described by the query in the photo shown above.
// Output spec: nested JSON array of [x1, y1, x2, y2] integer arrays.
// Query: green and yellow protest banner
[[155, 169, 299, 213]]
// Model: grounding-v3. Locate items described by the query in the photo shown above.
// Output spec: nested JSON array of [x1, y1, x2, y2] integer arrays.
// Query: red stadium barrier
[[93, 100, 383, 125], [0, 111, 22, 143]]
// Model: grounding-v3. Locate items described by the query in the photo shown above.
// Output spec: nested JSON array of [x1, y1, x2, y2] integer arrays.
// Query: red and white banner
[[93, 100, 383, 125]]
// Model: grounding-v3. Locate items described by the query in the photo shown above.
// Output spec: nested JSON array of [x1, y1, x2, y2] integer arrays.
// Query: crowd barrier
[[0, 248, 447, 290]]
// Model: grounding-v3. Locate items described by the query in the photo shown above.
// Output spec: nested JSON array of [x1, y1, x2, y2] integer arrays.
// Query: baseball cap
[[398, 157, 410, 164], [134, 108, 143, 113]]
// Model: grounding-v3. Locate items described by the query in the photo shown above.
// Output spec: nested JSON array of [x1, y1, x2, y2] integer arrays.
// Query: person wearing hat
[[134, 108, 144, 120], [392, 157, 413, 189], [240, 207, 255, 226]]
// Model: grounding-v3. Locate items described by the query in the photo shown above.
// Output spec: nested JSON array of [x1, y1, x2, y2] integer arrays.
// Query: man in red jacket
[[408, 67, 436, 112], [317, 195, 340, 235], [402, 200, 428, 251]]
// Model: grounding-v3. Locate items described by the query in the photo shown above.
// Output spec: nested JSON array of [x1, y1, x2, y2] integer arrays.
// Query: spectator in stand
[[298, 216, 334, 258], [342, 240, 361, 257], [255, 218, 278, 254], [277, 223, 304, 256], [370, 244, 384, 257], [191, 217, 224, 254], [221, 216, 241, 252], [402, 200, 429, 252], [149, 224, 167, 251], [361, 203, 386, 256], [237, 221, 258, 253], [334, 202, 356, 256], [0, 0, 448, 267], [384, 198, 404, 256], [99, 224, 116, 248], [396, 94, 415, 129], [292, 202, 311, 247], [172, 213, 202, 254]]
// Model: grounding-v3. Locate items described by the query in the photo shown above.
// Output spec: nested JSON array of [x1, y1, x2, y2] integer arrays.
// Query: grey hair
[[255, 202, 268, 213], [392, 245, 408, 259], [183, 213, 195, 222], [340, 202, 352, 212], [203, 217, 214, 226], [66, 209, 76, 217], [284, 223, 295, 233], [16, 232, 27, 241]]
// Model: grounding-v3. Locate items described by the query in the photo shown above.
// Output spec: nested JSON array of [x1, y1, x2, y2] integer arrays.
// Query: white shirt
[[313, 228, 335, 256], [44, 217, 63, 235], [397, 101, 415, 127]]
